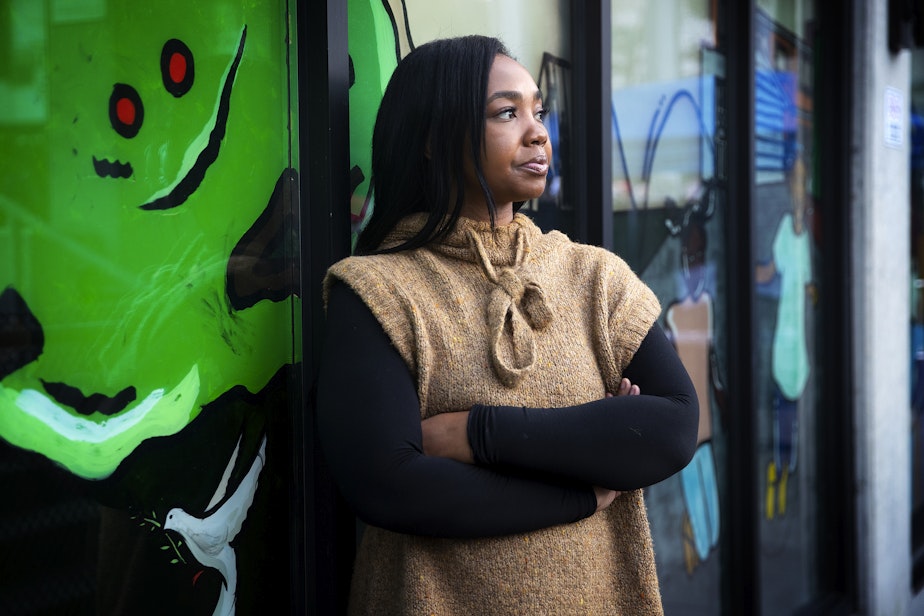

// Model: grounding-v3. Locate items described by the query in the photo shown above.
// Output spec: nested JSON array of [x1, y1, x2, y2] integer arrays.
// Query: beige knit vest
[[325, 213, 664, 615]]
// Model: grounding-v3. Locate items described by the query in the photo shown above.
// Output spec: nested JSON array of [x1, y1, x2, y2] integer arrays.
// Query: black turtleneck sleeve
[[466, 323, 698, 490]]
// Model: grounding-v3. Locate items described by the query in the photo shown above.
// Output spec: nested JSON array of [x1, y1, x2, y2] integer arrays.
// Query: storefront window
[[610, 2, 726, 613], [0, 2, 300, 612], [753, 1, 821, 611]]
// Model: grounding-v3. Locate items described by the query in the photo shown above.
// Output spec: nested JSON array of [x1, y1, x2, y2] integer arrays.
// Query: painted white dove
[[165, 434, 267, 616]]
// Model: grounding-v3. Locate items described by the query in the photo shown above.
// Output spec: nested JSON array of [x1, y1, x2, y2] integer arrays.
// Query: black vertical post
[[815, 0, 858, 607], [722, 0, 760, 614], [296, 0, 353, 614], [571, 1, 613, 250]]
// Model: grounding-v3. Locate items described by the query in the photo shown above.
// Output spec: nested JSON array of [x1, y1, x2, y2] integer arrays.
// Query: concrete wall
[[852, 1, 913, 614]]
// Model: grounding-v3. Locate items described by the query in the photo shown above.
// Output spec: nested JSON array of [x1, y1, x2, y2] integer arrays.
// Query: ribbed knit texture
[[325, 212, 664, 615]]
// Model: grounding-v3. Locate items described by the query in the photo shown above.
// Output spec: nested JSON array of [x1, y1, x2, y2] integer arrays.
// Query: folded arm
[[465, 322, 699, 490]]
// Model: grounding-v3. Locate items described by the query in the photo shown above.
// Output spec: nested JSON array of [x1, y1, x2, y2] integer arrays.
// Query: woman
[[316, 35, 698, 615]]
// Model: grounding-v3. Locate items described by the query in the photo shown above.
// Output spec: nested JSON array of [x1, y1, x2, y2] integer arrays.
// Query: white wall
[[852, 1, 913, 614]]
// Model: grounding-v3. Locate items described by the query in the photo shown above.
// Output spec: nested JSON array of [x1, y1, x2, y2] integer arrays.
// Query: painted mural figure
[[165, 435, 267, 616], [0, 3, 296, 613], [756, 155, 814, 519], [664, 190, 724, 575]]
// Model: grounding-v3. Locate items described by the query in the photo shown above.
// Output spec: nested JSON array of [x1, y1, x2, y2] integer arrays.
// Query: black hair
[[354, 35, 512, 255]]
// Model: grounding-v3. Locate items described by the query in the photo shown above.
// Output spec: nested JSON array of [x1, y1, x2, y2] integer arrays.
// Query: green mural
[[0, 3, 295, 477], [348, 0, 412, 241], [0, 1, 297, 612]]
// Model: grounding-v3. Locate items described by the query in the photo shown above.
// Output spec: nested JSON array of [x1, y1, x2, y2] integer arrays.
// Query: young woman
[[316, 35, 698, 615]]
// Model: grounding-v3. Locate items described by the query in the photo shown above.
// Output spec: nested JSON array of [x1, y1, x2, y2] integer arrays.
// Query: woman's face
[[461, 54, 552, 221]]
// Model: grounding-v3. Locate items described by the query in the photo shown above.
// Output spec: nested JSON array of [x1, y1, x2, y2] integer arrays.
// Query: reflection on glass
[[753, 2, 819, 612], [611, 2, 726, 614]]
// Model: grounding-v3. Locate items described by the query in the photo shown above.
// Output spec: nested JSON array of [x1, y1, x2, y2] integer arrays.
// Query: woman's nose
[[527, 122, 548, 147], [0, 286, 44, 381]]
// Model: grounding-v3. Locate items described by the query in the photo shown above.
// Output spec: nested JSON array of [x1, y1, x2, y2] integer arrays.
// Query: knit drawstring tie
[[467, 227, 554, 387]]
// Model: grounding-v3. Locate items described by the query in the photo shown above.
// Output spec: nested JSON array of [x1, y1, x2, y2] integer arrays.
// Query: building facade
[[0, 1, 922, 614]]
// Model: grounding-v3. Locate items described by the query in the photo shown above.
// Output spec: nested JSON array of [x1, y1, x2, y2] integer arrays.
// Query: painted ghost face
[[0, 3, 296, 478]]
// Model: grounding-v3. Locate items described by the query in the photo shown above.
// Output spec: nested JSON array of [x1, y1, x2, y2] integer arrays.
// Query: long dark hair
[[354, 35, 511, 255]]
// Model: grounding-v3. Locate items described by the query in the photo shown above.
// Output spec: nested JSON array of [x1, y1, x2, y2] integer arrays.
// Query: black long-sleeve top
[[316, 282, 698, 538]]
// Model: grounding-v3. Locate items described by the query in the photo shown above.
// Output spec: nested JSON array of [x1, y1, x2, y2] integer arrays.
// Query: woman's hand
[[594, 485, 618, 511], [594, 377, 640, 510], [615, 376, 640, 396], [421, 411, 475, 463]]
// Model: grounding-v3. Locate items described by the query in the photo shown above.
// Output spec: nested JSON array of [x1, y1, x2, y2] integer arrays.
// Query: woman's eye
[[535, 107, 548, 123], [497, 108, 516, 120]]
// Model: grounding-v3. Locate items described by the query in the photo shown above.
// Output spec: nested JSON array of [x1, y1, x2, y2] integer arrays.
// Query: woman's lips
[[519, 156, 549, 175]]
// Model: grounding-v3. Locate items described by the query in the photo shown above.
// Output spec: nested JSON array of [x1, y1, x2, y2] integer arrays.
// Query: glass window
[[753, 1, 821, 611], [0, 2, 300, 612], [610, 2, 726, 613]]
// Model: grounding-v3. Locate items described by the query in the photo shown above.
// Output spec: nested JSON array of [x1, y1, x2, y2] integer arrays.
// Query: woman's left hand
[[614, 377, 640, 396]]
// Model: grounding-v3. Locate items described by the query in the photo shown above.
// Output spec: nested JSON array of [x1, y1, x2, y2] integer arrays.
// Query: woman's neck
[[459, 201, 515, 225]]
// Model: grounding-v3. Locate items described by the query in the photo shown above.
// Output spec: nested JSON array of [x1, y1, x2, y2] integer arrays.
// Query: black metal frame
[[571, 1, 613, 249], [296, 0, 353, 613], [813, 0, 858, 610], [722, 0, 761, 613], [723, 1, 857, 614]]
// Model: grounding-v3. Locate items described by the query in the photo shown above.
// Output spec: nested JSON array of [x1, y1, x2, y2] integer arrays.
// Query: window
[[610, 2, 726, 612], [0, 2, 301, 612]]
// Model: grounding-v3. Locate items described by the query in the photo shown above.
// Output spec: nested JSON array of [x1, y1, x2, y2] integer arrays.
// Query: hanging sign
[[885, 86, 904, 148]]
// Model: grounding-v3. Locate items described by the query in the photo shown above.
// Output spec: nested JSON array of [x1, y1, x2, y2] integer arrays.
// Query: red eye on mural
[[161, 39, 194, 97], [109, 83, 144, 139]]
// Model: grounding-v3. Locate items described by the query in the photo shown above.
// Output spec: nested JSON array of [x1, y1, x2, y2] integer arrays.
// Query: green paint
[[0, 366, 199, 478], [0, 1, 295, 478], [347, 0, 406, 235]]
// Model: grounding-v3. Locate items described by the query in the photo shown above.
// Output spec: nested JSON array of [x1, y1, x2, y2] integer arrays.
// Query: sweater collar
[[383, 212, 543, 267]]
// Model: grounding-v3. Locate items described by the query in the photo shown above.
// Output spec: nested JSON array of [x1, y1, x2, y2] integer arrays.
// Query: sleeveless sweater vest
[[325, 213, 664, 615]]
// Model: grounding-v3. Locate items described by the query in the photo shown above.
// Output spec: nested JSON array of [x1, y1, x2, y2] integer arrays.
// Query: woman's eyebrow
[[486, 89, 544, 104]]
